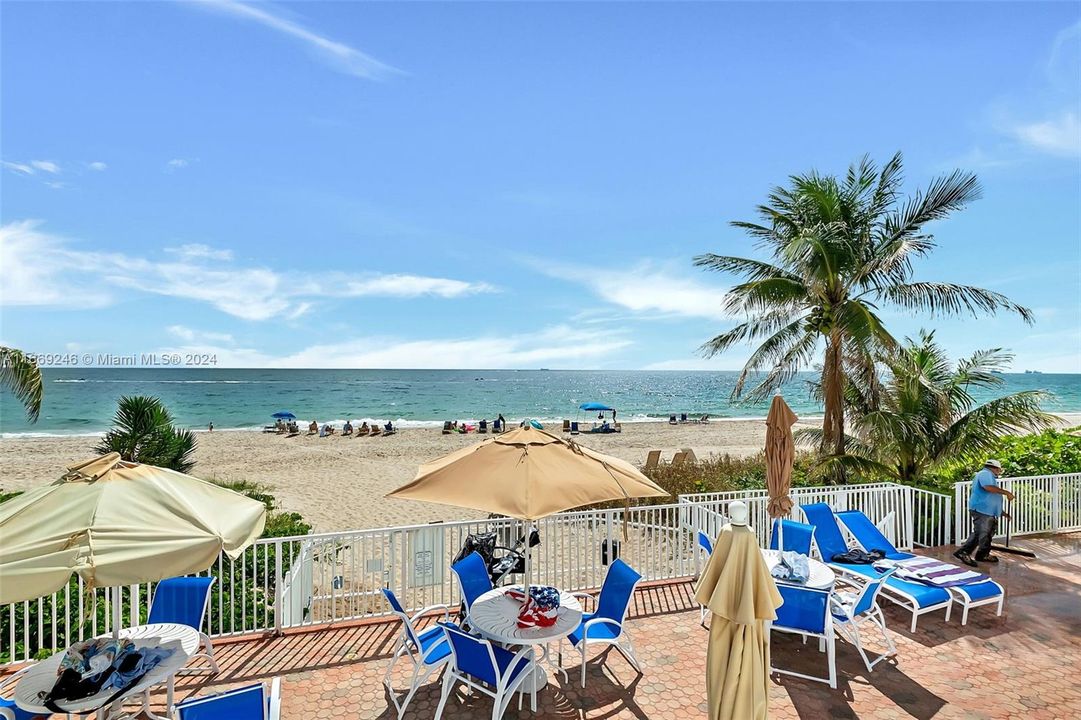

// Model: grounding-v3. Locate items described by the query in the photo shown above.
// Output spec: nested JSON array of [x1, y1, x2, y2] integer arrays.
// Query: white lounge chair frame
[[829, 571, 898, 672], [383, 602, 453, 719], [435, 626, 536, 720], [769, 584, 837, 689]]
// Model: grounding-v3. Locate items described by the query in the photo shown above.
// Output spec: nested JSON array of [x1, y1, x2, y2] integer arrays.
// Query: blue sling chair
[[175, 679, 281, 720], [769, 519, 815, 556], [800, 503, 954, 632], [562, 558, 643, 688], [835, 509, 1004, 625]]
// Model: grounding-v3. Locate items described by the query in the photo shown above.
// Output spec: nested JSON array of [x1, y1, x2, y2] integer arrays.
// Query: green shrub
[[931, 429, 1081, 489]]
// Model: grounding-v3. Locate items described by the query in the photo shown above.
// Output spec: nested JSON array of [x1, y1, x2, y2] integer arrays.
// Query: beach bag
[[506, 586, 561, 629], [831, 548, 885, 565]]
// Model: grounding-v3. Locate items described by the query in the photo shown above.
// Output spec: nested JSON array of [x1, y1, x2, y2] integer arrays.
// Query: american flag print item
[[505, 586, 562, 628]]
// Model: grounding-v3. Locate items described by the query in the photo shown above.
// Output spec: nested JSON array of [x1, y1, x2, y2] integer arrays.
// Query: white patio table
[[761, 548, 836, 590], [469, 586, 583, 692], [13, 622, 200, 720]]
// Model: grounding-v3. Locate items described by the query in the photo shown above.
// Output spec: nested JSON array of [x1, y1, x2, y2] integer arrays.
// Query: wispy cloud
[[166, 158, 192, 172], [157, 325, 631, 369], [167, 325, 235, 344], [531, 258, 728, 321], [192, 0, 402, 81], [1, 220, 497, 321], [1010, 111, 1081, 158], [2, 159, 60, 175], [87, 161, 108, 172]]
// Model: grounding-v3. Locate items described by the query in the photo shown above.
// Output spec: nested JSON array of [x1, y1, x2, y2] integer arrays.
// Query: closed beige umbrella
[[387, 424, 667, 520], [0, 453, 267, 605], [694, 504, 782, 720], [765, 395, 798, 547]]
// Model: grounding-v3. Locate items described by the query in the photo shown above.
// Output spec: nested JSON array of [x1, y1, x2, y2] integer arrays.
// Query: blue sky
[[1, 1, 1079, 371]]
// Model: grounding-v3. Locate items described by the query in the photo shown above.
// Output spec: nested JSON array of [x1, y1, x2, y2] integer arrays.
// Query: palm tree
[[95, 395, 197, 473], [0, 347, 43, 422], [806, 331, 1057, 484], [695, 153, 1032, 473]]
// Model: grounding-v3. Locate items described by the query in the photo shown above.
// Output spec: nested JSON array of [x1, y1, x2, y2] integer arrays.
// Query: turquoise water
[[2, 368, 1080, 436]]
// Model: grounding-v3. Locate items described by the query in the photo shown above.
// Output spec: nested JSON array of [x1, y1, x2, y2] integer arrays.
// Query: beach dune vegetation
[[95, 395, 197, 473]]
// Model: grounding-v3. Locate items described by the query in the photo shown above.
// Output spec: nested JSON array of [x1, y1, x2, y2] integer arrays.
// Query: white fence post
[[1053, 475, 1062, 533]]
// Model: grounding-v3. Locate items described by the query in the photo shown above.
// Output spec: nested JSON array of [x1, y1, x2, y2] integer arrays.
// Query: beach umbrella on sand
[[694, 501, 782, 720], [386, 425, 668, 588], [271, 410, 296, 420], [0, 453, 266, 634], [765, 395, 798, 548]]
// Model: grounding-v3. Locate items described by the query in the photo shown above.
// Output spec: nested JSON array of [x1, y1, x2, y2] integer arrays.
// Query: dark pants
[[958, 511, 999, 558]]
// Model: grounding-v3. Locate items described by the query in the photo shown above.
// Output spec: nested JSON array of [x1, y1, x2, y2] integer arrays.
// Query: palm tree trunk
[[821, 334, 846, 484]]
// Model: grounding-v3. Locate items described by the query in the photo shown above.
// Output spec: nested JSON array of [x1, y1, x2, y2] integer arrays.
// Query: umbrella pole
[[112, 585, 122, 640], [522, 518, 531, 597]]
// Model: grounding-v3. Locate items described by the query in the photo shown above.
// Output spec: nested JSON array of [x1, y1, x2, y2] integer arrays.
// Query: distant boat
[[1024, 370, 1043, 374]]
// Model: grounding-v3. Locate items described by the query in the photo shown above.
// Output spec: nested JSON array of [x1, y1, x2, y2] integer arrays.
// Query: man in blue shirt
[[954, 460, 1015, 567]]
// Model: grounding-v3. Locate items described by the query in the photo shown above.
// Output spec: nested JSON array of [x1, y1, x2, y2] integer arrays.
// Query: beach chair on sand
[[562, 419, 571, 433], [836, 510, 1005, 625], [478, 419, 488, 434], [679, 448, 698, 464], [699, 414, 710, 424], [570, 421, 579, 435], [800, 503, 952, 632], [670, 451, 688, 466], [369, 425, 383, 437], [668, 415, 677, 425], [383, 422, 397, 436], [442, 421, 453, 435], [644, 450, 661, 471], [680, 413, 689, 423]]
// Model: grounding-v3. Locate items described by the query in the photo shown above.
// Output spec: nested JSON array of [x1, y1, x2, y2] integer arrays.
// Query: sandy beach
[[3, 415, 1078, 533]]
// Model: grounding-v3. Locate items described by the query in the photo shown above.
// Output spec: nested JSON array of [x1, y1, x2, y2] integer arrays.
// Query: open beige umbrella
[[0, 453, 267, 607], [765, 395, 798, 548], [387, 424, 667, 520], [694, 503, 782, 720], [387, 425, 668, 591]]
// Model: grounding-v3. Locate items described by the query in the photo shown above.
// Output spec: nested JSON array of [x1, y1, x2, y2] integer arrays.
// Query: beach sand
[[3, 414, 1078, 533]]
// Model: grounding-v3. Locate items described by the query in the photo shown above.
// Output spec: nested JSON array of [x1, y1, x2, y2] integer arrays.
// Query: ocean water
[[1, 368, 1080, 437]]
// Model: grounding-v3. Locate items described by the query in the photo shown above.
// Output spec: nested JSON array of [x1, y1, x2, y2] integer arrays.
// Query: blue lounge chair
[[451, 551, 494, 625], [435, 623, 536, 720], [562, 558, 643, 687], [830, 568, 898, 672], [147, 576, 218, 674], [381, 588, 452, 719], [836, 510, 1005, 626], [771, 584, 836, 688], [696, 532, 713, 625], [769, 519, 815, 555], [801, 503, 952, 632], [176, 679, 280, 719]]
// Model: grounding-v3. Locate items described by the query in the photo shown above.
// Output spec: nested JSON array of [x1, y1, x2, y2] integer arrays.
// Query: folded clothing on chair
[[770, 551, 810, 583], [873, 557, 990, 587]]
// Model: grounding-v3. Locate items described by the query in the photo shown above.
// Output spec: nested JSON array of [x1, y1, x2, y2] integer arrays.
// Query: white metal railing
[[954, 473, 1081, 542]]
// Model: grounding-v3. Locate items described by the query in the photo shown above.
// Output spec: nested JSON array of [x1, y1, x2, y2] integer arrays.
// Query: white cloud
[[0, 220, 497, 321], [167, 325, 235, 344], [192, 0, 402, 81], [1011, 111, 1081, 158], [30, 160, 60, 174], [166, 158, 191, 172], [532, 259, 729, 321], [87, 162, 108, 171], [2, 161, 35, 175], [165, 243, 234, 261], [157, 325, 631, 369]]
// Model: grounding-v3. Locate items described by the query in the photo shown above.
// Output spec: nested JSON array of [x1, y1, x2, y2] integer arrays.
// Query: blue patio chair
[[380, 588, 453, 719], [800, 503, 952, 632], [562, 558, 643, 687], [769, 519, 815, 556], [0, 666, 45, 720], [770, 584, 836, 688], [829, 567, 898, 672], [451, 551, 494, 625], [435, 622, 536, 720], [147, 576, 219, 674], [696, 532, 713, 625], [836, 510, 1005, 626], [175, 678, 280, 720]]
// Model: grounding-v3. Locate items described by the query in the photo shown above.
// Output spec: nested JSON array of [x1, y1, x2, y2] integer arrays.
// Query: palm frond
[[0, 347, 43, 422], [883, 282, 1034, 323]]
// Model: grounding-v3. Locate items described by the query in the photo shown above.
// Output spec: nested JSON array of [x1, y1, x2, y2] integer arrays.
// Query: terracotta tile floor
[[48, 534, 1081, 718]]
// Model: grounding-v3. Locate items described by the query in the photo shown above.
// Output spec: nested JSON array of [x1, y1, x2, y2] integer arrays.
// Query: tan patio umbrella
[[387, 425, 668, 591], [694, 502, 782, 720], [387, 424, 668, 520], [0, 453, 267, 606], [765, 395, 798, 548]]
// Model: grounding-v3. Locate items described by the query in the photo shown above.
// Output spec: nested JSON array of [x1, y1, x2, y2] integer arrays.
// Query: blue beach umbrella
[[578, 402, 614, 412], [271, 411, 296, 420]]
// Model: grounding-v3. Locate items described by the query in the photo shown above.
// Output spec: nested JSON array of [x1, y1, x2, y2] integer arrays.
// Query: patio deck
[[62, 533, 1081, 718]]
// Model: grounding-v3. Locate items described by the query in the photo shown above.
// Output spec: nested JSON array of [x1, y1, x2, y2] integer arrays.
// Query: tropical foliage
[[0, 346, 43, 422], [95, 395, 197, 473], [695, 153, 1032, 472], [806, 331, 1058, 485], [932, 428, 1081, 487]]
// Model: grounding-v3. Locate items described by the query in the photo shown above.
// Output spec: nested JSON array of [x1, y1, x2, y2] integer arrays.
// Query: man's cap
[[985, 459, 1003, 470]]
